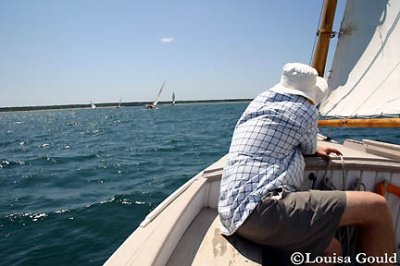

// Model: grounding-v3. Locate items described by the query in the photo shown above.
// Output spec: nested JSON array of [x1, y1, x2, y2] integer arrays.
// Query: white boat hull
[[105, 139, 400, 265]]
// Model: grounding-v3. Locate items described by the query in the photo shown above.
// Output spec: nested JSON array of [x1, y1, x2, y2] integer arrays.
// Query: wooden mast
[[314, 0, 400, 128], [312, 0, 337, 77]]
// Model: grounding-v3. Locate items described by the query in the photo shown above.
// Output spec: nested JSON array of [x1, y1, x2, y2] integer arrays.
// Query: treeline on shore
[[0, 99, 252, 112]]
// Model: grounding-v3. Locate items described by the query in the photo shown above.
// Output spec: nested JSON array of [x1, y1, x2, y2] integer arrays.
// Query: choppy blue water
[[1, 102, 399, 266]]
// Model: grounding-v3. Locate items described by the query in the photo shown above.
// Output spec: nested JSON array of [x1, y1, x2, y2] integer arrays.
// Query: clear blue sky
[[0, 0, 344, 107]]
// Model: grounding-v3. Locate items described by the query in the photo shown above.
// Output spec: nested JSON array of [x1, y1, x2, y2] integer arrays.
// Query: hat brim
[[314, 76, 329, 106], [271, 84, 316, 104], [271, 76, 328, 105]]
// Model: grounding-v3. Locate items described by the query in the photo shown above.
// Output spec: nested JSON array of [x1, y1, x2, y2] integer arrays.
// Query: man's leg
[[340, 191, 395, 260], [324, 237, 342, 256]]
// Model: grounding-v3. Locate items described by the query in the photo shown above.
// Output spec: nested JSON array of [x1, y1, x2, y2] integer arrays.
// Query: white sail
[[319, 0, 400, 118], [152, 82, 165, 106], [172, 92, 176, 105]]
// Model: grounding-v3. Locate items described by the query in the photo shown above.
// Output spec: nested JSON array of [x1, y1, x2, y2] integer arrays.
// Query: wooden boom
[[318, 118, 400, 128]]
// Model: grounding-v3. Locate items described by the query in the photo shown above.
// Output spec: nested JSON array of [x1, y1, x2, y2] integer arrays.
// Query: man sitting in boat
[[218, 63, 395, 262]]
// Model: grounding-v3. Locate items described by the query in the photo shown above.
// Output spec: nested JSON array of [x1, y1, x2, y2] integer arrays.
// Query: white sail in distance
[[153, 82, 165, 106], [319, 0, 400, 118]]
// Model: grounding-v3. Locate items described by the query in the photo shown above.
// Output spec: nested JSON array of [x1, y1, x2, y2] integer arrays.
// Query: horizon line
[[0, 98, 253, 112]]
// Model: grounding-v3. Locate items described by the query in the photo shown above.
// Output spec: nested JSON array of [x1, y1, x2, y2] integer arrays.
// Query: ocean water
[[1, 102, 399, 266]]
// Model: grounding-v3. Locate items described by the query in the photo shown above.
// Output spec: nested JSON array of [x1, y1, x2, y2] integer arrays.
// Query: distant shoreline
[[0, 99, 252, 112]]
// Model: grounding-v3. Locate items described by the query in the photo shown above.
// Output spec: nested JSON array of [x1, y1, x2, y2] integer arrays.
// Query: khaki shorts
[[236, 189, 346, 258]]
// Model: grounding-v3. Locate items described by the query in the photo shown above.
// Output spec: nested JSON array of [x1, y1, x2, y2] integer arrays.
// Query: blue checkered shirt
[[218, 89, 318, 235]]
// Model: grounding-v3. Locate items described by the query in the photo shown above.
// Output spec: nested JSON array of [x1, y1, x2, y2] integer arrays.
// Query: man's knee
[[341, 191, 390, 226]]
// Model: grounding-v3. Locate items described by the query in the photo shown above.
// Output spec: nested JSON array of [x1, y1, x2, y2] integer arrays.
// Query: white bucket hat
[[271, 63, 328, 106]]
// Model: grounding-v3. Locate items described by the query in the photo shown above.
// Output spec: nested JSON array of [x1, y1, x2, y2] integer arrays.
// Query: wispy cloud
[[160, 37, 174, 43]]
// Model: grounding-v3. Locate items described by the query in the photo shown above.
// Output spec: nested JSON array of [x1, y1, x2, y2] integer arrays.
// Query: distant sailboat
[[118, 98, 122, 108], [146, 82, 165, 109], [172, 92, 176, 106], [90, 101, 96, 109]]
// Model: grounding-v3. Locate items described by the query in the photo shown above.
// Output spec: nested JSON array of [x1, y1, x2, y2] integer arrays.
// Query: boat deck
[[168, 208, 263, 265]]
